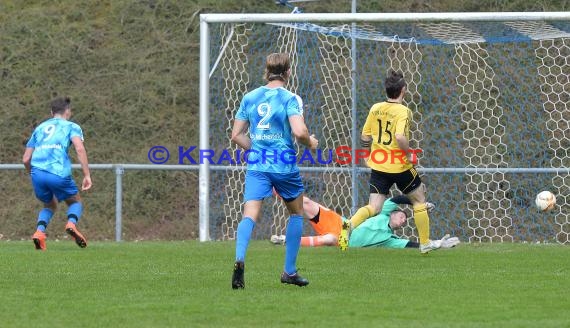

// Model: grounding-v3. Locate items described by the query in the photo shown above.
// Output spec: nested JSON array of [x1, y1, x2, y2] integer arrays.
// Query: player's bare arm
[[230, 119, 251, 150], [360, 134, 372, 148], [71, 136, 92, 191], [395, 133, 412, 161], [358, 134, 373, 166], [22, 147, 34, 174], [289, 115, 318, 150]]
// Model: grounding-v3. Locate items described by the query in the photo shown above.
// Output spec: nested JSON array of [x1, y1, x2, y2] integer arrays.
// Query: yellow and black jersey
[[362, 101, 413, 173]]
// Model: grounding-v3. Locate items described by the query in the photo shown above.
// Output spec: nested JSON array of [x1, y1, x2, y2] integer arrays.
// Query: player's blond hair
[[264, 53, 290, 82]]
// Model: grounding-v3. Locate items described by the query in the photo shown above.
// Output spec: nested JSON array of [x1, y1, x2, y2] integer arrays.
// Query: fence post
[[115, 165, 124, 242]]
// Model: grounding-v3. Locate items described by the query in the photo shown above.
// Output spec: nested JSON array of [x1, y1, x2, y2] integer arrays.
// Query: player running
[[23, 97, 92, 250]]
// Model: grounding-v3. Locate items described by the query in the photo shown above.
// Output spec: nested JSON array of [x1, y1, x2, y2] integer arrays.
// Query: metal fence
[[3, 164, 569, 242]]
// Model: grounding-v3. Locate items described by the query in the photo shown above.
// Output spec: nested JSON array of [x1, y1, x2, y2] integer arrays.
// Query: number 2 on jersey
[[257, 103, 272, 130], [377, 119, 393, 145]]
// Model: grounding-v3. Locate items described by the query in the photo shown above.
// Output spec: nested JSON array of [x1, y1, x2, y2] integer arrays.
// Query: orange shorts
[[309, 207, 342, 237]]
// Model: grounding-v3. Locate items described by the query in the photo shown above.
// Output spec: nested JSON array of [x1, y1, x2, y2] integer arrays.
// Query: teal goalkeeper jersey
[[348, 199, 408, 248], [26, 118, 84, 177], [235, 86, 303, 173]]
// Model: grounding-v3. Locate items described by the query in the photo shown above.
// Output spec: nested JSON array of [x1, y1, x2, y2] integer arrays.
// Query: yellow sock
[[350, 205, 374, 229], [413, 203, 430, 244]]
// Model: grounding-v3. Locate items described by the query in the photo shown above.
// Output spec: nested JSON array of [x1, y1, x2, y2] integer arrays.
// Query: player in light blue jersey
[[22, 97, 92, 250], [231, 53, 318, 289]]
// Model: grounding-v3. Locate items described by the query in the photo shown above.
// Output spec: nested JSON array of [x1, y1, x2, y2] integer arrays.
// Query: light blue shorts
[[243, 170, 304, 202], [31, 168, 78, 203]]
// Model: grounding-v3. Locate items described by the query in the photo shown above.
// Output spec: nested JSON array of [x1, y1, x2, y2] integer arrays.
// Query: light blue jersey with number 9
[[26, 118, 84, 177], [235, 86, 303, 173]]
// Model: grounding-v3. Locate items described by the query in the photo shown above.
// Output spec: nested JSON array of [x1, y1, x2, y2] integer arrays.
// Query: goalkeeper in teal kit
[[348, 195, 453, 248], [271, 194, 459, 249]]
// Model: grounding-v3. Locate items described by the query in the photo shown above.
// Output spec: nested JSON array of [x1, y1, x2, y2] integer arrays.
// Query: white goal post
[[199, 12, 570, 243]]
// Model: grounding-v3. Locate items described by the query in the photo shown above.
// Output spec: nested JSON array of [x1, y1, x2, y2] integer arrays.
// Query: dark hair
[[51, 97, 71, 114], [385, 71, 406, 99], [391, 209, 408, 219], [264, 53, 290, 82]]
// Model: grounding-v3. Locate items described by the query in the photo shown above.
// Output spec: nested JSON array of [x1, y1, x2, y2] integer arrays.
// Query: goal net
[[202, 13, 570, 244]]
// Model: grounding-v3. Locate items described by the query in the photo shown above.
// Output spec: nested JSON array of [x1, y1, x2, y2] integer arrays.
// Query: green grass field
[[1, 241, 568, 328]]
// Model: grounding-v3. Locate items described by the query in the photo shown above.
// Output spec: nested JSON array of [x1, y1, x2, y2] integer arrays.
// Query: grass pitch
[[0, 241, 568, 328]]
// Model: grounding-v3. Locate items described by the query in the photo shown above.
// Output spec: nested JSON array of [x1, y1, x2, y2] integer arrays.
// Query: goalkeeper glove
[[440, 234, 460, 248]]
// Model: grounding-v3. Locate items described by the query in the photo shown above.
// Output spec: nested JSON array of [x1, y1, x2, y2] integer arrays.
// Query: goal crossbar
[[200, 12, 570, 24]]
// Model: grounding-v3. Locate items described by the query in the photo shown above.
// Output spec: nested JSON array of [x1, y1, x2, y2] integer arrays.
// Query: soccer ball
[[535, 191, 556, 212]]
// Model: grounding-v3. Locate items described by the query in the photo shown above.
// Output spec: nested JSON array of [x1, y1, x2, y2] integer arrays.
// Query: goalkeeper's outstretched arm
[[405, 241, 420, 248], [405, 235, 460, 249]]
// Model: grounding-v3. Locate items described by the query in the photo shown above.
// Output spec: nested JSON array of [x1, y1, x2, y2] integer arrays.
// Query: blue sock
[[235, 217, 255, 262], [284, 214, 303, 275], [36, 208, 54, 232], [67, 202, 83, 224]]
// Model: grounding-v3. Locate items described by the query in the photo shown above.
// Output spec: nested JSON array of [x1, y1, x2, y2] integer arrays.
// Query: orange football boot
[[65, 222, 87, 248], [32, 230, 47, 250]]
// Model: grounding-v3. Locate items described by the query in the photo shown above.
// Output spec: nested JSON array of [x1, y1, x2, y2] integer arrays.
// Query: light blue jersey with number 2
[[26, 118, 84, 177], [235, 86, 303, 173]]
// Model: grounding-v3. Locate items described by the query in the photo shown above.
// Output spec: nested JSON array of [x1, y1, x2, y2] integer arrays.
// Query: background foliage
[[0, 0, 568, 240]]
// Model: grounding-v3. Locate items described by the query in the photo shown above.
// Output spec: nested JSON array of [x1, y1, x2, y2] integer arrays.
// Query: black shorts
[[369, 167, 422, 195]]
